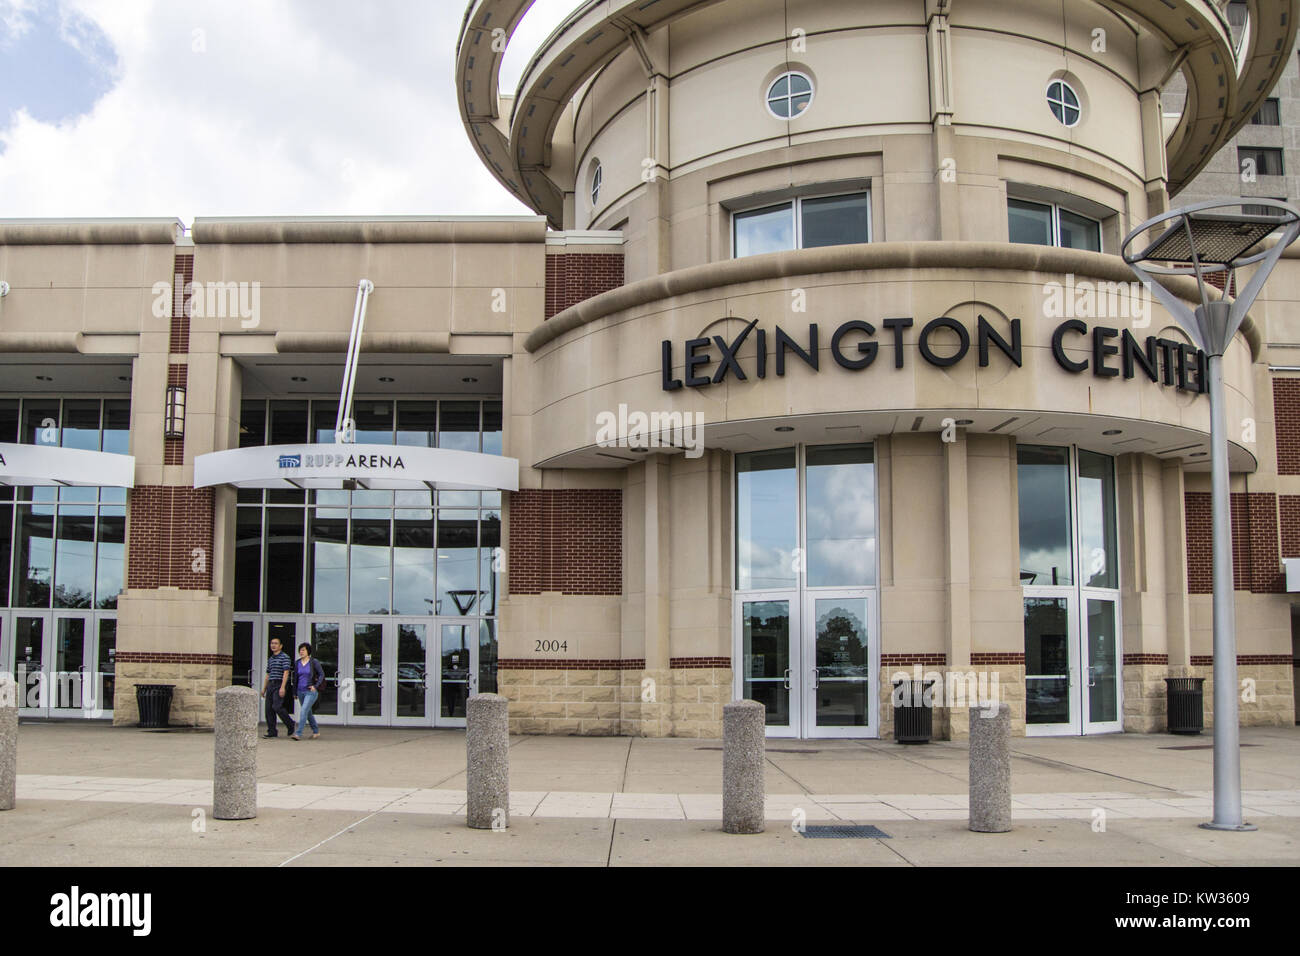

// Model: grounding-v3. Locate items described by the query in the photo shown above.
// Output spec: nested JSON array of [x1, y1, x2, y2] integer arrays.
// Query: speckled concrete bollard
[[213, 686, 259, 820], [0, 676, 16, 811], [969, 702, 1012, 833], [467, 693, 509, 830], [723, 700, 765, 834]]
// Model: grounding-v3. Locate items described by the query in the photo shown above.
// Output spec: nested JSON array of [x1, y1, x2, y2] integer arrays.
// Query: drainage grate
[[800, 824, 891, 839], [1159, 743, 1260, 751]]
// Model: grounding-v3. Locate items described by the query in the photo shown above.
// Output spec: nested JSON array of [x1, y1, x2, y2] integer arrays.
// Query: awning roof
[[194, 443, 519, 492], [0, 443, 135, 487]]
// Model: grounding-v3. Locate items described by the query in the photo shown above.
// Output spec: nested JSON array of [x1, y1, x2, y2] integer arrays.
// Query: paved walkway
[[18, 773, 1300, 822], [3, 722, 1298, 865]]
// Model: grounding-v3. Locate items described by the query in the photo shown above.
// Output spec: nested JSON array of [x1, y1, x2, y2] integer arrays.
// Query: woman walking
[[290, 642, 325, 740]]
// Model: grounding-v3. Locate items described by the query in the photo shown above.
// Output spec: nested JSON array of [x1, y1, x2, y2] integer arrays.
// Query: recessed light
[[775, 426, 795, 433], [378, 376, 395, 383], [462, 377, 478, 384], [35, 375, 52, 382], [1103, 429, 1122, 436], [291, 376, 308, 383], [117, 376, 130, 382], [955, 419, 974, 426]]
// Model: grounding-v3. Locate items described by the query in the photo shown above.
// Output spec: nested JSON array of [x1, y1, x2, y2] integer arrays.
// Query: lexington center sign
[[662, 307, 1208, 395]]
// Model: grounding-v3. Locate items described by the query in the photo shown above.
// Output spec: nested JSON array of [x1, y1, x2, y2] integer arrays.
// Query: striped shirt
[[266, 652, 292, 687]]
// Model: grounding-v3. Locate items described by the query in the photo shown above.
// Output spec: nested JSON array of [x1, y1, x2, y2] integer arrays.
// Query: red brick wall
[[1273, 377, 1300, 475], [127, 486, 214, 590], [170, 252, 193, 353], [544, 253, 624, 319], [1281, 495, 1300, 558], [508, 489, 622, 595], [1186, 491, 1282, 593]]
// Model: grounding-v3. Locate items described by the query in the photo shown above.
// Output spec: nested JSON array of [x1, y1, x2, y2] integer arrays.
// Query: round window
[[590, 161, 603, 207], [767, 71, 814, 119], [1046, 80, 1082, 127]]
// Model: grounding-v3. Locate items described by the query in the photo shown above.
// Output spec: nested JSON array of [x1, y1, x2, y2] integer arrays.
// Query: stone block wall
[[113, 653, 231, 727]]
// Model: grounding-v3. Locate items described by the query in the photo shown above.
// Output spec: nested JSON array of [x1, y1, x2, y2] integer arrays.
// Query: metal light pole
[[1123, 199, 1300, 831]]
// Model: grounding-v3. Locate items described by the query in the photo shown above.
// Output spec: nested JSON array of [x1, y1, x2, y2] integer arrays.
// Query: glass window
[[438, 402, 481, 452], [239, 401, 267, 448], [264, 508, 305, 613], [0, 400, 19, 443], [312, 401, 340, 444], [480, 508, 501, 617], [736, 449, 797, 590], [102, 400, 130, 455], [590, 162, 602, 206], [482, 402, 503, 456], [23, 401, 60, 446], [1240, 146, 1285, 177], [269, 400, 309, 446], [0, 502, 11, 605], [1017, 445, 1073, 586], [1059, 209, 1101, 252], [767, 71, 814, 119], [1077, 451, 1117, 589], [53, 506, 95, 608], [95, 508, 125, 609], [60, 401, 100, 452], [437, 510, 480, 616], [1010, 198, 1100, 252], [392, 510, 434, 616], [734, 203, 795, 258], [1251, 98, 1281, 126], [13, 504, 54, 607], [396, 402, 438, 448], [307, 509, 348, 615], [804, 444, 875, 587], [234, 508, 263, 613], [354, 401, 394, 445], [478, 619, 498, 694], [1046, 79, 1081, 126], [801, 194, 870, 249], [350, 510, 391, 614]]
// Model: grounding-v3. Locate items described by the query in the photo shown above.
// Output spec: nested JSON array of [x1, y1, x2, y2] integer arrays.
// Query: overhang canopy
[[0, 443, 135, 487], [194, 443, 519, 492]]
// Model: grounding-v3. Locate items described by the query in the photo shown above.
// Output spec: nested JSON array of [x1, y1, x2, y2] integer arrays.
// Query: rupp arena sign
[[661, 315, 1208, 395]]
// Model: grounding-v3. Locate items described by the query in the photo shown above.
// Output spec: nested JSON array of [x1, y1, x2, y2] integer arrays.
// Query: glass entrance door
[[438, 622, 478, 726], [9, 611, 110, 718], [737, 594, 798, 737], [14, 613, 48, 715], [804, 593, 874, 737], [1018, 445, 1122, 736], [348, 620, 387, 724], [393, 622, 432, 724]]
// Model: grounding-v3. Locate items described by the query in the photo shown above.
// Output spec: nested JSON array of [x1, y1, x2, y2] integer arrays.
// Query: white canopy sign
[[0, 442, 136, 487], [194, 443, 519, 492]]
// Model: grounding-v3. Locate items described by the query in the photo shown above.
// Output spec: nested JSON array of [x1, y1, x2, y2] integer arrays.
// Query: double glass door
[[736, 590, 875, 738], [1023, 592, 1121, 735], [3, 611, 116, 718], [239, 615, 484, 727]]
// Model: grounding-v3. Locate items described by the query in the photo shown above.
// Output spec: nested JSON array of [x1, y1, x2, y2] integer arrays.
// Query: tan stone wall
[[112, 661, 231, 728], [1186, 663, 1296, 729], [500, 665, 730, 737], [1123, 663, 1168, 733]]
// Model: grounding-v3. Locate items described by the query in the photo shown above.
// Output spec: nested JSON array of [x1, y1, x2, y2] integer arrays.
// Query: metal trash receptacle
[[1165, 677, 1205, 735], [892, 679, 934, 743], [135, 684, 175, 729]]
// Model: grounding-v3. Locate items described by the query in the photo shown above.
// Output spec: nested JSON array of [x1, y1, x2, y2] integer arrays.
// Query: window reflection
[[1077, 451, 1117, 588], [736, 449, 797, 590], [805, 445, 875, 587], [1016, 445, 1073, 586]]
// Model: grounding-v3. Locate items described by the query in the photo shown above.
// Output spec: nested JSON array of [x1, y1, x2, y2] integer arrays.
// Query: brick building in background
[[0, 0, 1297, 739]]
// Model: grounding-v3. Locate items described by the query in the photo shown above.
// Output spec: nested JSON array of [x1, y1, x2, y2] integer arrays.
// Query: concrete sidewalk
[[2, 722, 1299, 866]]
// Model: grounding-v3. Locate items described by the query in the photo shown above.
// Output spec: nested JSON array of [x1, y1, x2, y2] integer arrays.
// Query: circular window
[[767, 71, 814, 119], [590, 161, 602, 207], [1046, 79, 1082, 127]]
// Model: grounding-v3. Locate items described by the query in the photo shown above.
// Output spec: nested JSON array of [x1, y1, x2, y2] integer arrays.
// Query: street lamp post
[[1122, 198, 1300, 831]]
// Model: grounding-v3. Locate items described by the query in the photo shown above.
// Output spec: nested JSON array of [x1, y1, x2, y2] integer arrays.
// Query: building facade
[[0, 0, 1297, 739]]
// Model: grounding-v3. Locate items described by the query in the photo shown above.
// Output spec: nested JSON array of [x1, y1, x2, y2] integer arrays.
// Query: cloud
[[0, 0, 580, 223]]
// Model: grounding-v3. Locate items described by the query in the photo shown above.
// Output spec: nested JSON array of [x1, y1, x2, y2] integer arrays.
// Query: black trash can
[[135, 684, 175, 729], [1165, 677, 1205, 735], [892, 680, 934, 744]]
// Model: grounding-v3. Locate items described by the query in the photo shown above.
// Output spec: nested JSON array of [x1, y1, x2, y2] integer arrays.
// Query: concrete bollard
[[969, 702, 1012, 833], [723, 699, 766, 834], [0, 675, 16, 811], [213, 685, 259, 820], [467, 693, 509, 830]]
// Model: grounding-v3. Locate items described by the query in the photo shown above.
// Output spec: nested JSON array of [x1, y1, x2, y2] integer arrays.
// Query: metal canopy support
[[335, 279, 374, 444], [1122, 198, 1300, 832]]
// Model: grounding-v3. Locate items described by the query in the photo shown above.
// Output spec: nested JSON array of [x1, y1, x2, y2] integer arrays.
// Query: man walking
[[260, 636, 296, 738]]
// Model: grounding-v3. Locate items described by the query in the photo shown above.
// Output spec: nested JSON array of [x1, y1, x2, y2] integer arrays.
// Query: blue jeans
[[295, 690, 319, 736]]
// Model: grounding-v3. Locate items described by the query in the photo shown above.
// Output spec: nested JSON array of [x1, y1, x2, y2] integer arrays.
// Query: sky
[[0, 0, 579, 226]]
